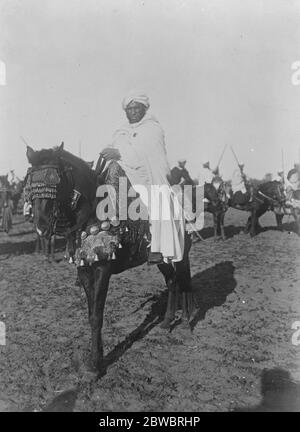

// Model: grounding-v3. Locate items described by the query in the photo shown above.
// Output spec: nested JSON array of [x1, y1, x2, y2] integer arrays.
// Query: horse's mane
[[58, 149, 97, 203], [59, 149, 96, 180], [258, 180, 281, 191]]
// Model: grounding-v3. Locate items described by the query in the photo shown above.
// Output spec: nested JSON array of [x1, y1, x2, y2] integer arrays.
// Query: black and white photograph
[[0, 0, 300, 414]]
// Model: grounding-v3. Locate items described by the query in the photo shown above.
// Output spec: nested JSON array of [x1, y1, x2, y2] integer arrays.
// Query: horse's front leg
[[79, 264, 111, 373], [78, 263, 111, 373], [65, 232, 76, 263], [35, 233, 41, 253], [213, 211, 218, 241], [249, 208, 257, 237], [91, 264, 111, 372], [41, 236, 47, 255], [220, 210, 226, 240], [275, 213, 284, 231]]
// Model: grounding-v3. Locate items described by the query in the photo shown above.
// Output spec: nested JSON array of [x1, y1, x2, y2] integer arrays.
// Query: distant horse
[[203, 181, 229, 241], [170, 171, 229, 241], [0, 175, 13, 233], [227, 181, 285, 236], [11, 180, 24, 214], [25, 143, 194, 373]]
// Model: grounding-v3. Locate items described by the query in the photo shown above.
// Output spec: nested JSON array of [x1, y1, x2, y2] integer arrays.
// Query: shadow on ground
[[103, 260, 236, 374], [0, 237, 66, 256], [234, 368, 300, 412], [190, 260, 236, 330]]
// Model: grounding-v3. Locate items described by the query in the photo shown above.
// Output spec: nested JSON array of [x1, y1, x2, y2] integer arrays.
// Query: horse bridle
[[25, 163, 78, 236]]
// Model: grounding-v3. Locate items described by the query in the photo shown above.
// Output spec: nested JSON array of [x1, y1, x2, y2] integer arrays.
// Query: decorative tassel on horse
[[71, 189, 81, 210], [24, 166, 60, 202]]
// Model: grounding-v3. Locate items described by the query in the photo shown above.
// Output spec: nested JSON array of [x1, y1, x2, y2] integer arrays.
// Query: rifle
[[215, 144, 227, 175], [281, 148, 286, 189], [20, 136, 30, 147], [230, 146, 248, 185]]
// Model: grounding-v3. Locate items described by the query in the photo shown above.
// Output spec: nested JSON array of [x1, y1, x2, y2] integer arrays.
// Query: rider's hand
[[101, 148, 121, 161]]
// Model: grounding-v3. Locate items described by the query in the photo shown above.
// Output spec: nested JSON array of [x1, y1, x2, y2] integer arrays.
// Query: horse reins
[[256, 184, 284, 206]]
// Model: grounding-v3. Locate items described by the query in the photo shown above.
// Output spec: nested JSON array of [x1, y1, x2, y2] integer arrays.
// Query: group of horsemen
[[170, 158, 300, 209], [2, 90, 300, 265]]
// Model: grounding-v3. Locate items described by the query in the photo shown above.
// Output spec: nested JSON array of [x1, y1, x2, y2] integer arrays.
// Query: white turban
[[122, 90, 150, 110]]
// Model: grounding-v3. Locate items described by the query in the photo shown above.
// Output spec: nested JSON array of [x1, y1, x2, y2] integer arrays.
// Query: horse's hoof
[[180, 318, 191, 331], [86, 358, 105, 378], [160, 318, 172, 329]]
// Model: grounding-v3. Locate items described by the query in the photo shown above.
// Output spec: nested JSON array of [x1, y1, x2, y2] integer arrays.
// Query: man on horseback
[[230, 165, 253, 207], [98, 90, 185, 264], [170, 159, 194, 186]]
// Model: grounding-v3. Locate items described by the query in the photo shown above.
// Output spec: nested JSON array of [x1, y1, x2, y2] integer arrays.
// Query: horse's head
[[270, 180, 286, 204], [25, 142, 73, 238], [258, 180, 286, 206]]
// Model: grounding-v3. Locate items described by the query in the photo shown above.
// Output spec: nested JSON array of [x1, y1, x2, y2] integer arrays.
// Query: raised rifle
[[230, 146, 248, 186], [202, 144, 227, 176]]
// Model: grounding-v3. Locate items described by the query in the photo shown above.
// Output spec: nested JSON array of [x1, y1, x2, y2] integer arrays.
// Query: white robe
[[110, 113, 185, 262], [197, 167, 214, 186], [231, 169, 247, 194]]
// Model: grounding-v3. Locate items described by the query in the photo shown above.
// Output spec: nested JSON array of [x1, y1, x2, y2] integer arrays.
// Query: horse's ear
[[26, 145, 35, 163], [54, 141, 64, 155]]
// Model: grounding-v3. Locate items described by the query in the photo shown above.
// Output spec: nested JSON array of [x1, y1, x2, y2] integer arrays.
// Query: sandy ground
[[0, 210, 300, 412]]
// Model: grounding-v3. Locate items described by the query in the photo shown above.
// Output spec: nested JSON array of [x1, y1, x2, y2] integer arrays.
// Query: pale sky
[[0, 0, 300, 180]]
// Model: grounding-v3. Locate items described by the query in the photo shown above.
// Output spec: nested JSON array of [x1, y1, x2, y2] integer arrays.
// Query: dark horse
[[228, 181, 285, 237], [203, 181, 229, 241], [26, 143, 194, 373], [170, 173, 229, 241]]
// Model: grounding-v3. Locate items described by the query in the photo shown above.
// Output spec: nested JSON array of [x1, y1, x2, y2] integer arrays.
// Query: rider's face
[[125, 102, 147, 124], [289, 173, 299, 184]]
